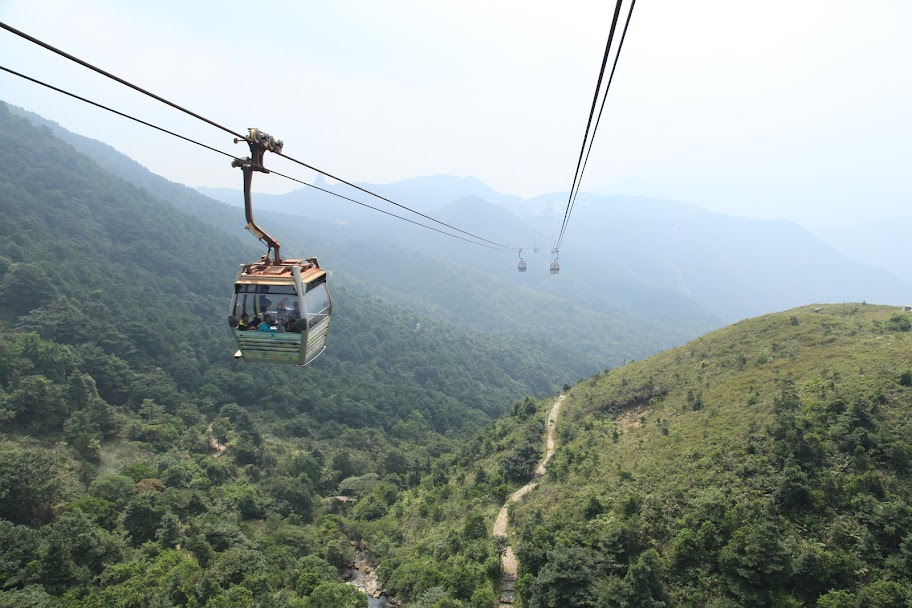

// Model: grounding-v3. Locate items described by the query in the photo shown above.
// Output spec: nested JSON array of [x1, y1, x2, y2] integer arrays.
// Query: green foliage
[[0, 449, 61, 526], [527, 546, 596, 608], [295, 555, 337, 596], [885, 314, 911, 332], [3, 101, 911, 608], [499, 440, 541, 482], [306, 582, 367, 608], [502, 304, 912, 608], [122, 492, 166, 545]]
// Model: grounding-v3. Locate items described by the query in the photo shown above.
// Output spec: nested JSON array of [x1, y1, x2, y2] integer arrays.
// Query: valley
[[1, 99, 911, 608]]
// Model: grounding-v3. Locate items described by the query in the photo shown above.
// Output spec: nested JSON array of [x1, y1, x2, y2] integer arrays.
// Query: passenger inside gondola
[[258, 314, 277, 332]]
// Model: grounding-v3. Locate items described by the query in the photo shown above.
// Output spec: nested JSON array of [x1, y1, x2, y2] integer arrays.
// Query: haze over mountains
[[200, 172, 912, 323], [12, 99, 907, 365], [4, 99, 912, 607]]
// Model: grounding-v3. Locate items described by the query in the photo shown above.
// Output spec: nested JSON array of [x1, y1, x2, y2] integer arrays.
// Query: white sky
[[0, 0, 909, 224]]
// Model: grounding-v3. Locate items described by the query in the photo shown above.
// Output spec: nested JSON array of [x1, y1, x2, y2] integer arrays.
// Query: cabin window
[[303, 283, 331, 329], [233, 284, 302, 332]]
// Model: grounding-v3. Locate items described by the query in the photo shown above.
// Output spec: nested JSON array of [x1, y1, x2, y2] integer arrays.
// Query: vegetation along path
[[493, 394, 564, 606]]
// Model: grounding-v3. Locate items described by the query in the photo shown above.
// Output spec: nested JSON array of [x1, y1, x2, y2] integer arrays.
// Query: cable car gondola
[[227, 129, 332, 366], [517, 248, 527, 272], [550, 248, 560, 275]]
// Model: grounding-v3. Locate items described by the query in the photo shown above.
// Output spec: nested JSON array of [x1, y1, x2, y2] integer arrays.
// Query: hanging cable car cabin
[[517, 248, 527, 272], [550, 248, 560, 274], [227, 129, 332, 365]]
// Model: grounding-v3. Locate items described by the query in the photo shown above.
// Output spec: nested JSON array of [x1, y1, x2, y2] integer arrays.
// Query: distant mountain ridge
[[195, 174, 911, 323], [12, 101, 907, 351], [812, 217, 912, 287], [8, 102, 717, 367]]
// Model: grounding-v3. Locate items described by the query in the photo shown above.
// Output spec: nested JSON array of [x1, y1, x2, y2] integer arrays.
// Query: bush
[[885, 314, 911, 332]]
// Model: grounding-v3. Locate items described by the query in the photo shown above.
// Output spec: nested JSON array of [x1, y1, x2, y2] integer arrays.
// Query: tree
[[62, 496, 119, 530], [856, 580, 910, 607], [527, 546, 596, 608], [211, 416, 233, 449], [207, 585, 256, 608], [0, 263, 57, 316], [0, 520, 43, 589], [499, 441, 541, 482], [306, 582, 368, 608], [265, 475, 315, 520], [156, 512, 185, 548], [122, 493, 165, 545], [38, 510, 124, 594], [5, 374, 67, 430], [463, 514, 487, 540], [885, 314, 911, 332], [606, 549, 666, 608], [470, 586, 496, 608], [719, 521, 793, 606], [815, 590, 856, 608], [295, 555, 337, 596], [0, 449, 61, 526], [88, 474, 136, 509]]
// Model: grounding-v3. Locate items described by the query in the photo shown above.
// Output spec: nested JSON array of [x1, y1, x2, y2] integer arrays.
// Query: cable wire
[[272, 150, 512, 249], [0, 65, 237, 161], [267, 168, 516, 252], [0, 63, 515, 252], [0, 20, 517, 252], [556, 0, 624, 250], [557, 0, 636, 249], [0, 21, 245, 140]]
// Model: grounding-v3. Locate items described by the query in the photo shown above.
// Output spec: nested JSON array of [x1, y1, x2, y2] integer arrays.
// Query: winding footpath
[[493, 394, 565, 606]]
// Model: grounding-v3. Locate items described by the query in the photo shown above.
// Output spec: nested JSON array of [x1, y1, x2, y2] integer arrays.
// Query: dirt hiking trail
[[493, 394, 564, 606]]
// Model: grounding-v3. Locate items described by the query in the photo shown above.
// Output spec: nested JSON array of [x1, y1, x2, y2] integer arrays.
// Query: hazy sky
[[0, 0, 908, 224]]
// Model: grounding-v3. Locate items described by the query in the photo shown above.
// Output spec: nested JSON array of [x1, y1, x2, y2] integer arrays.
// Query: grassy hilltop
[[509, 303, 912, 607]]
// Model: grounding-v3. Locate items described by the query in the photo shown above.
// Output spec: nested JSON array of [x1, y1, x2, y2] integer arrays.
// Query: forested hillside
[[514, 304, 912, 607], [5, 98, 911, 608], [357, 304, 912, 607], [0, 101, 599, 607], [8, 104, 719, 366]]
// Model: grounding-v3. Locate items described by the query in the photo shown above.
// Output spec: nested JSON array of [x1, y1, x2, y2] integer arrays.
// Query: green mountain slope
[[355, 304, 912, 607], [511, 303, 912, 607], [7, 104, 718, 368], [0, 101, 602, 606]]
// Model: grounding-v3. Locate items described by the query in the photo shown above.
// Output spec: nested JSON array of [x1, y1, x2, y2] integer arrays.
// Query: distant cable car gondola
[[517, 248, 527, 272], [228, 129, 332, 365], [550, 248, 560, 275]]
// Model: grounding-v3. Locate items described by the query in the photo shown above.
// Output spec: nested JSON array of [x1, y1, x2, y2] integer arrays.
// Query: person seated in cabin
[[276, 316, 287, 333], [249, 315, 262, 330], [279, 299, 302, 322], [257, 314, 277, 332], [238, 313, 251, 331]]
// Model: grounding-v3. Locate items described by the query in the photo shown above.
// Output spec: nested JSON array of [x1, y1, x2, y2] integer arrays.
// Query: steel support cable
[[271, 150, 515, 250], [557, 0, 636, 249], [0, 65, 237, 161], [0, 20, 517, 253], [0, 21, 245, 140], [266, 168, 516, 252], [556, 0, 624, 249], [0, 63, 514, 253]]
